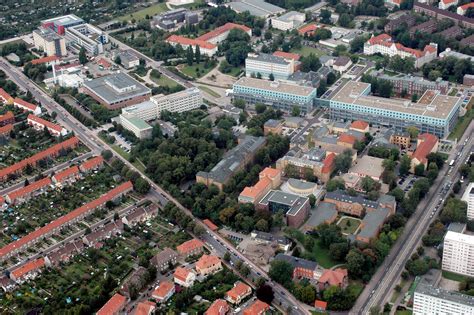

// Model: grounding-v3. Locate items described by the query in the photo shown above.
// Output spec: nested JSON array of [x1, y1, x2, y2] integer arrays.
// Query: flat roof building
[[442, 231, 474, 278], [41, 14, 84, 35], [245, 53, 296, 80], [329, 80, 461, 138], [356, 207, 391, 243], [82, 72, 151, 110], [258, 190, 310, 227], [349, 155, 385, 181], [119, 115, 153, 139], [232, 77, 317, 114], [461, 182, 474, 221], [65, 23, 109, 55], [271, 11, 306, 31], [33, 27, 67, 57], [413, 281, 474, 315], [227, 0, 285, 18]]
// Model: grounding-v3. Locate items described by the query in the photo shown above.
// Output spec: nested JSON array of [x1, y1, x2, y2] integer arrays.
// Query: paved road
[[0, 59, 306, 313], [354, 121, 474, 314]]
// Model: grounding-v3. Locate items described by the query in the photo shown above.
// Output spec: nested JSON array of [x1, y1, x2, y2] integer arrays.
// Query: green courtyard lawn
[[448, 107, 473, 140], [291, 46, 326, 57], [179, 62, 216, 79], [150, 74, 182, 89], [117, 3, 168, 22], [307, 239, 340, 269], [337, 217, 361, 235]]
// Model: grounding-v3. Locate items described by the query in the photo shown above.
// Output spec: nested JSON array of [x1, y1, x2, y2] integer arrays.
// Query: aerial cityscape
[[0, 0, 473, 313]]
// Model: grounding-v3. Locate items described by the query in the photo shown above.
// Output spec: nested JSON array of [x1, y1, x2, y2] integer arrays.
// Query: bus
[[449, 159, 455, 167]]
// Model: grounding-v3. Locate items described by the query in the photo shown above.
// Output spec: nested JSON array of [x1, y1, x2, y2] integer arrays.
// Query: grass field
[[291, 46, 326, 57], [227, 66, 243, 77], [442, 270, 471, 282], [180, 62, 216, 79], [395, 311, 413, 315], [312, 239, 339, 268], [150, 74, 182, 88], [448, 107, 473, 140], [337, 217, 361, 235], [198, 85, 220, 98], [117, 3, 168, 22]]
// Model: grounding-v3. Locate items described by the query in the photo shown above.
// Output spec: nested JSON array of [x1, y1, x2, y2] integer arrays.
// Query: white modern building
[[271, 11, 306, 31], [462, 182, 474, 221], [121, 88, 203, 121], [65, 23, 109, 55], [442, 231, 474, 278], [32, 27, 67, 57], [119, 115, 153, 139], [413, 282, 474, 315], [245, 53, 296, 80]]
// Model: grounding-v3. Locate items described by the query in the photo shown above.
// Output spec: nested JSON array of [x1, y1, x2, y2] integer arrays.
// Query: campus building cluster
[[166, 22, 252, 56]]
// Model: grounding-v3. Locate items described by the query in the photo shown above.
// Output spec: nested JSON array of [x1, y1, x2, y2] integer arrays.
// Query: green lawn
[[442, 270, 471, 282], [117, 3, 168, 21], [291, 46, 326, 57], [337, 217, 361, 235], [150, 74, 182, 88], [311, 239, 339, 269], [449, 88, 458, 96], [180, 62, 216, 79], [227, 66, 243, 77], [395, 311, 413, 315], [111, 144, 130, 160], [198, 85, 220, 98], [448, 107, 473, 140]]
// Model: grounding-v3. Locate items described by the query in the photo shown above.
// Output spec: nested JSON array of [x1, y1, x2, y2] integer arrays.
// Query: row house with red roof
[[82, 220, 124, 247], [44, 240, 84, 266], [52, 165, 80, 185], [13, 98, 42, 115], [0, 124, 13, 138], [0, 136, 80, 181], [121, 204, 159, 226], [176, 238, 205, 258], [0, 88, 13, 104], [363, 34, 438, 68], [0, 181, 133, 261], [5, 177, 52, 205], [205, 299, 230, 315], [79, 155, 104, 173], [9, 258, 45, 283], [0, 111, 15, 127], [27, 114, 68, 137], [97, 293, 127, 315]]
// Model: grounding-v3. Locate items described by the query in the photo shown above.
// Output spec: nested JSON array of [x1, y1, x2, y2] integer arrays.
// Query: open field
[[179, 62, 216, 79], [337, 217, 361, 235], [291, 46, 326, 57], [150, 74, 182, 89], [116, 3, 168, 22], [198, 85, 220, 98]]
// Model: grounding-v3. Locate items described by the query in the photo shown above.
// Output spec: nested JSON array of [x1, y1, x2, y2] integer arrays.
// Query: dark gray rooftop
[[264, 119, 283, 128], [274, 253, 318, 270], [357, 207, 390, 240], [325, 190, 380, 209], [83, 72, 151, 105], [287, 178, 317, 191], [198, 136, 266, 185], [415, 281, 474, 307], [304, 202, 337, 229], [259, 190, 309, 216]]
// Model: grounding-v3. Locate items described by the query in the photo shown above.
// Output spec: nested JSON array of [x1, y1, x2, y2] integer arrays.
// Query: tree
[[256, 284, 274, 304], [300, 53, 321, 72], [318, 224, 343, 248], [350, 35, 366, 53], [269, 260, 294, 287], [440, 198, 467, 224], [255, 103, 267, 114], [264, 30, 272, 40], [101, 150, 113, 160], [193, 224, 205, 236], [79, 47, 87, 65], [414, 163, 425, 176], [327, 72, 337, 85], [399, 155, 411, 176], [333, 149, 353, 174], [223, 252, 231, 261], [326, 178, 345, 192], [320, 9, 332, 24], [309, 194, 316, 207], [291, 105, 301, 117], [361, 176, 380, 193], [338, 13, 353, 28], [134, 177, 151, 194], [255, 219, 269, 232], [114, 55, 122, 65], [186, 46, 194, 66], [346, 248, 366, 278], [195, 45, 201, 63], [329, 242, 349, 261], [269, 73, 275, 81], [406, 126, 419, 138]]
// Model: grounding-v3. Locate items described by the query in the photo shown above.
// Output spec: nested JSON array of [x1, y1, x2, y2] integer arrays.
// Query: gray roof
[[287, 178, 317, 191], [333, 121, 350, 130], [304, 147, 326, 161], [346, 129, 365, 140], [325, 190, 380, 209], [264, 119, 282, 128], [357, 207, 390, 240], [259, 190, 309, 216], [83, 72, 151, 105], [273, 11, 304, 22], [415, 282, 474, 307], [252, 230, 291, 244], [118, 50, 140, 63], [240, 0, 285, 14], [198, 136, 266, 185], [151, 247, 178, 265], [447, 222, 466, 233], [33, 27, 62, 42], [319, 55, 335, 64], [312, 126, 329, 139], [247, 53, 291, 65], [334, 56, 351, 67], [305, 202, 337, 229], [274, 253, 318, 270]]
